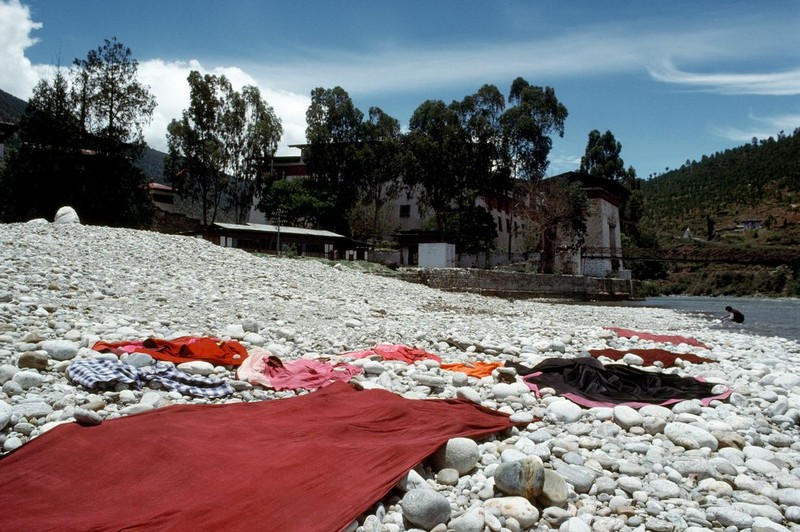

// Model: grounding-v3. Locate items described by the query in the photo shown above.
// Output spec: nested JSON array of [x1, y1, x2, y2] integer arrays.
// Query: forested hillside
[[0, 88, 27, 123], [639, 129, 800, 247]]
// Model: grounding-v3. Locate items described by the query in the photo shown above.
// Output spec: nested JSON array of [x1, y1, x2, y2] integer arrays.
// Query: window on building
[[399, 205, 411, 218], [497, 216, 502, 231]]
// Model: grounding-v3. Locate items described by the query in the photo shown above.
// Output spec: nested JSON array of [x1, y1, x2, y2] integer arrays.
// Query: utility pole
[[275, 209, 282, 256]]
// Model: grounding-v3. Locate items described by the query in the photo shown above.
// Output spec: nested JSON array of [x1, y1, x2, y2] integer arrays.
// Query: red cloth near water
[[588, 348, 717, 367], [92, 336, 248, 366], [604, 327, 710, 349], [0, 381, 514, 532], [343, 344, 442, 364]]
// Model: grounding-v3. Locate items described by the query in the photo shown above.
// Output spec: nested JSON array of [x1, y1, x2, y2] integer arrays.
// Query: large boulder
[[54, 206, 80, 225]]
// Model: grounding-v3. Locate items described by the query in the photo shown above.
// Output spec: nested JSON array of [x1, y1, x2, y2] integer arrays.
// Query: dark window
[[399, 205, 411, 218]]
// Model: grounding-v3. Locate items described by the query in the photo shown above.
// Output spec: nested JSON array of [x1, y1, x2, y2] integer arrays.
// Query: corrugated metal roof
[[213, 222, 345, 239]]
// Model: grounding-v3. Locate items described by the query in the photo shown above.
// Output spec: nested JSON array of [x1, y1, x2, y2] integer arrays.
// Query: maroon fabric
[[0, 381, 514, 532], [588, 348, 717, 367], [604, 327, 710, 349]]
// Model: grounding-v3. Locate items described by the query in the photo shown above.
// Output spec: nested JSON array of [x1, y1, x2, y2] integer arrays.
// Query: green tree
[[257, 178, 333, 227], [349, 106, 404, 243], [579, 130, 627, 181], [1, 38, 155, 227], [167, 72, 281, 226], [304, 86, 363, 233]]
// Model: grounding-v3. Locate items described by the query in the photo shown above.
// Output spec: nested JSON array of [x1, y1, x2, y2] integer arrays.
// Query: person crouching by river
[[722, 305, 745, 323]]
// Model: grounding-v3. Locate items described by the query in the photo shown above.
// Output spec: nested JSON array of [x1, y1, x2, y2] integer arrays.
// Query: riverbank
[[1, 222, 799, 530]]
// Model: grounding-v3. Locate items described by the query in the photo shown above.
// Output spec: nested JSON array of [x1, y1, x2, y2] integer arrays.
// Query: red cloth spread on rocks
[[0, 381, 514, 532], [604, 327, 710, 349], [236, 351, 363, 390], [92, 336, 248, 366], [588, 348, 717, 367]]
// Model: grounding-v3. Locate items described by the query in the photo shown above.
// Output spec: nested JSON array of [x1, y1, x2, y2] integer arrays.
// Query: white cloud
[[649, 60, 800, 96], [714, 112, 800, 142], [0, 0, 42, 98]]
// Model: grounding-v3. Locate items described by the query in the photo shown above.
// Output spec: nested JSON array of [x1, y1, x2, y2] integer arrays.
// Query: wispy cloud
[[650, 60, 800, 96], [714, 112, 800, 142]]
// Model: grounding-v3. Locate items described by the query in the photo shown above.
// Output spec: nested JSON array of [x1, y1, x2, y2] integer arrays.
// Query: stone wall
[[399, 268, 632, 300]]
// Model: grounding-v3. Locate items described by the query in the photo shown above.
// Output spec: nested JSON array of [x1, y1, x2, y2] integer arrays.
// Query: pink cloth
[[237, 352, 362, 390], [343, 344, 442, 364], [604, 327, 710, 349]]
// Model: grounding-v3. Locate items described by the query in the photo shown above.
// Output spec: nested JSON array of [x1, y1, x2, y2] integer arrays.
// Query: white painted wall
[[418, 243, 456, 268]]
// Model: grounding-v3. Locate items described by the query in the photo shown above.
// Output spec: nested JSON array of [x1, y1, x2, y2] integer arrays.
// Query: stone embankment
[[1, 220, 799, 531]]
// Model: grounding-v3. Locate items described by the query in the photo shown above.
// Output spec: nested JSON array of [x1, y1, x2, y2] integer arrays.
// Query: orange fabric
[[441, 361, 504, 378], [92, 336, 248, 366]]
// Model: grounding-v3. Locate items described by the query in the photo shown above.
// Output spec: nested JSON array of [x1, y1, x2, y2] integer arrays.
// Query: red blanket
[[604, 327, 710, 349], [0, 381, 514, 532], [588, 348, 717, 367], [92, 336, 248, 366]]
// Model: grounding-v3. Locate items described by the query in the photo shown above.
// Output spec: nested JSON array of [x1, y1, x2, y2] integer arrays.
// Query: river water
[[605, 296, 800, 344]]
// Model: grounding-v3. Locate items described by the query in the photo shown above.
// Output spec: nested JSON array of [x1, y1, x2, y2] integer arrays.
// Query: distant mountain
[[0, 87, 167, 183], [639, 129, 800, 247], [0, 88, 27, 123]]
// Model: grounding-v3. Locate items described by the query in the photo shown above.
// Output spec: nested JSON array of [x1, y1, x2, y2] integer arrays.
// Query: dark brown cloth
[[0, 381, 514, 532]]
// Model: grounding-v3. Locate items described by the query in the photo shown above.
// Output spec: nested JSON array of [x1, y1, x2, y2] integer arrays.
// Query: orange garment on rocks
[[91, 336, 248, 367], [441, 361, 504, 378]]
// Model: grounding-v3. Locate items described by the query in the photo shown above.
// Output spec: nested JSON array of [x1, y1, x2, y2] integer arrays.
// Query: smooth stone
[[706, 506, 753, 528], [431, 437, 480, 475], [622, 353, 644, 366], [436, 468, 460, 486], [54, 206, 80, 224], [395, 469, 430, 492], [776, 488, 800, 506], [40, 339, 79, 361], [752, 516, 791, 532], [538, 469, 570, 507], [493, 457, 545, 499], [542, 507, 573, 527], [119, 404, 154, 415], [555, 463, 596, 494], [176, 361, 215, 376], [73, 408, 103, 426], [2, 380, 23, 396], [484, 497, 539, 528], [3, 436, 23, 452], [546, 399, 583, 423], [14, 401, 53, 418], [746, 458, 780, 475], [447, 507, 485, 532], [638, 404, 673, 419], [125, 353, 154, 367], [243, 332, 265, 346], [664, 422, 718, 451], [649, 479, 682, 498], [559, 517, 591, 532], [400, 489, 451, 530], [0, 364, 18, 384], [18, 351, 49, 371], [241, 318, 259, 333], [12, 370, 44, 390], [613, 405, 643, 429]]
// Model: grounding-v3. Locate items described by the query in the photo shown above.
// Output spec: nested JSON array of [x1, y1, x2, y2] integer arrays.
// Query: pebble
[[0, 223, 798, 530]]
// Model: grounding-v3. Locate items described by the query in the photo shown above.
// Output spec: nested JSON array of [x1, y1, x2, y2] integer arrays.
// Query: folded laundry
[[343, 343, 442, 364], [0, 381, 515, 532], [441, 361, 504, 378], [236, 351, 362, 390], [68, 358, 235, 398], [508, 357, 730, 409], [92, 336, 248, 366], [588, 348, 717, 367], [604, 327, 710, 349]]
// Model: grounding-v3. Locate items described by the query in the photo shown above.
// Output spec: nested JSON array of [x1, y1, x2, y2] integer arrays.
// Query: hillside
[[0, 87, 167, 183], [639, 129, 800, 248]]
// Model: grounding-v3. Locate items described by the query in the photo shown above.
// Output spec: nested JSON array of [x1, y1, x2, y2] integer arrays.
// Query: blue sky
[[2, 0, 799, 179]]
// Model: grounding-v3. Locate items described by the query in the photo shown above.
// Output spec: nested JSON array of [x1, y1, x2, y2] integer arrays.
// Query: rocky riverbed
[[1, 221, 799, 532]]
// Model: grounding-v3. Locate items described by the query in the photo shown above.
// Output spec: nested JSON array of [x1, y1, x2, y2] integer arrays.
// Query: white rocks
[[53, 206, 80, 224], [177, 361, 215, 376], [664, 422, 718, 451], [431, 437, 480, 475], [546, 399, 583, 423], [1, 223, 800, 531], [40, 340, 79, 361], [400, 489, 451, 530]]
